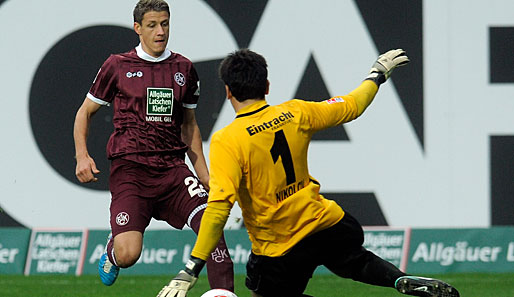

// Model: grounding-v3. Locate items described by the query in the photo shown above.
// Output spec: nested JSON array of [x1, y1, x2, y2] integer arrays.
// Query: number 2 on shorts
[[184, 176, 207, 198]]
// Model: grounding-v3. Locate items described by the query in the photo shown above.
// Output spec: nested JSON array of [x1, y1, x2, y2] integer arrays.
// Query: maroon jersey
[[87, 45, 200, 168]]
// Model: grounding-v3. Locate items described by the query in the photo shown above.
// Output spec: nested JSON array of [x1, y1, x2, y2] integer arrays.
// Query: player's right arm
[[302, 49, 410, 131], [73, 97, 102, 183], [359, 48, 410, 115]]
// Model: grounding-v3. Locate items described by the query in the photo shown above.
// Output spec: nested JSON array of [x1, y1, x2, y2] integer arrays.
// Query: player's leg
[[334, 247, 460, 296], [99, 230, 144, 285], [189, 207, 235, 291], [331, 246, 406, 286], [111, 231, 143, 267], [245, 244, 318, 297], [100, 211, 148, 285], [395, 276, 460, 297], [155, 164, 234, 291], [100, 159, 154, 286], [98, 232, 119, 286], [320, 213, 405, 286], [321, 212, 460, 296], [343, 254, 461, 297]]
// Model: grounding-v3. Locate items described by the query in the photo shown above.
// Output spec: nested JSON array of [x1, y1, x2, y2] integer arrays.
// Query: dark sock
[[190, 210, 235, 291], [351, 251, 406, 288]]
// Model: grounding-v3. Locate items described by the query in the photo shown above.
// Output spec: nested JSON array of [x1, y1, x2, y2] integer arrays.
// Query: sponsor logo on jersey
[[325, 97, 344, 104], [116, 212, 129, 226], [147, 88, 174, 116], [126, 71, 143, 78], [246, 111, 294, 136], [174, 72, 186, 86]]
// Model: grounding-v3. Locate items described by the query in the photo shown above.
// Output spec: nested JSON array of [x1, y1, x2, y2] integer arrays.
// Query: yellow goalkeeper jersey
[[192, 80, 377, 258]]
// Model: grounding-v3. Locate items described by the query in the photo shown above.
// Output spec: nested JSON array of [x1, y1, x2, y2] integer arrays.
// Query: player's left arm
[[182, 107, 210, 190], [156, 132, 238, 297], [156, 201, 232, 297], [157, 207, 233, 297]]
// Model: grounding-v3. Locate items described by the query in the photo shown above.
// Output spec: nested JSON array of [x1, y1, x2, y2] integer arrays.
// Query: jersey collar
[[236, 100, 269, 118], [135, 44, 172, 62]]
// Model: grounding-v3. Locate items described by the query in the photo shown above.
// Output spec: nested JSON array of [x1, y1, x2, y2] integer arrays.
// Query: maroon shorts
[[108, 158, 209, 237]]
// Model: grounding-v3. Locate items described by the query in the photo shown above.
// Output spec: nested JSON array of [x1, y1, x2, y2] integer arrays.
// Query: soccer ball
[[200, 288, 238, 297]]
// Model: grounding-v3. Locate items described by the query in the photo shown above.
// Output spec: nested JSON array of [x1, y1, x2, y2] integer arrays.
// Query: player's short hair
[[133, 0, 170, 24], [219, 49, 268, 102]]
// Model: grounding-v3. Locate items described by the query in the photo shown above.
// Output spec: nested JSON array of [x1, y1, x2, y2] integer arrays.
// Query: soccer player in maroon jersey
[[73, 0, 234, 291]]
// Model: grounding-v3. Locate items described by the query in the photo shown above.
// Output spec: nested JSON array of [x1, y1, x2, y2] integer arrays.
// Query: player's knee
[[112, 231, 143, 267], [114, 245, 141, 268]]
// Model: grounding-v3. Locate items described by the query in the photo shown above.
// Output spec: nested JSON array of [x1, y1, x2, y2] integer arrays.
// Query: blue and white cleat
[[98, 233, 119, 286], [395, 276, 460, 297]]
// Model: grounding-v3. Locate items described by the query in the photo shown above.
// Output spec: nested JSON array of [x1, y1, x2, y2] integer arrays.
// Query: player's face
[[134, 10, 170, 58]]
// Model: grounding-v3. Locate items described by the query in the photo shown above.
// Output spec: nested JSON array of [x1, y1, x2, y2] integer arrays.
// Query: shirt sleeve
[[191, 200, 231, 260], [191, 131, 240, 260], [300, 80, 377, 132], [87, 55, 119, 105], [182, 65, 200, 109], [207, 131, 242, 205]]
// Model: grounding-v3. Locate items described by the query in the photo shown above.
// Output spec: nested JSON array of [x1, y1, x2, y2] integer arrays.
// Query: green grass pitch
[[1, 273, 512, 296]]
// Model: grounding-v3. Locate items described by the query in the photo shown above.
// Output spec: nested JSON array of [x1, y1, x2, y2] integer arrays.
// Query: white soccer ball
[[200, 288, 238, 297]]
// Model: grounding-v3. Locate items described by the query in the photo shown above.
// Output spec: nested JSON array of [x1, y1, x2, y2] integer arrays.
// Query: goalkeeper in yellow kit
[[156, 49, 460, 297]]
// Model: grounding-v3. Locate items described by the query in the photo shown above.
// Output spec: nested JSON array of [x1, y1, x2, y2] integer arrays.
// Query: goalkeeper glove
[[366, 49, 410, 85], [156, 256, 206, 297]]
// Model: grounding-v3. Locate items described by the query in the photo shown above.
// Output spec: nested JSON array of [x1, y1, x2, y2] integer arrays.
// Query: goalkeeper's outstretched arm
[[354, 49, 410, 116]]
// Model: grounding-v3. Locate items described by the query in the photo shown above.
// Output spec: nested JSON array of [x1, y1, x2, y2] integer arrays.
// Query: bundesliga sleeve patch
[[325, 97, 345, 104]]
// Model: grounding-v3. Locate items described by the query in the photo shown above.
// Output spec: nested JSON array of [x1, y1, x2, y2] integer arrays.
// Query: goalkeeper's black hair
[[219, 49, 268, 102]]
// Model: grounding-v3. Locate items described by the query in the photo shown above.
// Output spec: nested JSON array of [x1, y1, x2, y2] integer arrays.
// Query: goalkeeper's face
[[134, 10, 170, 58]]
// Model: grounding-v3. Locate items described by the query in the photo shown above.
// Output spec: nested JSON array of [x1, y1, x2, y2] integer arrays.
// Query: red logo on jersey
[[326, 97, 345, 104]]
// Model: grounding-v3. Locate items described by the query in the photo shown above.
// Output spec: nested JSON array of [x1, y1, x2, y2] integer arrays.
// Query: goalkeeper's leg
[[329, 247, 405, 287], [395, 276, 460, 297], [324, 213, 459, 296]]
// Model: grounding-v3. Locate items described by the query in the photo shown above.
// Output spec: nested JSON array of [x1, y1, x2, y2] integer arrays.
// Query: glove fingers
[[190, 277, 198, 289], [392, 48, 406, 57], [157, 287, 171, 297], [382, 48, 403, 59], [393, 55, 410, 67], [367, 48, 409, 84]]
